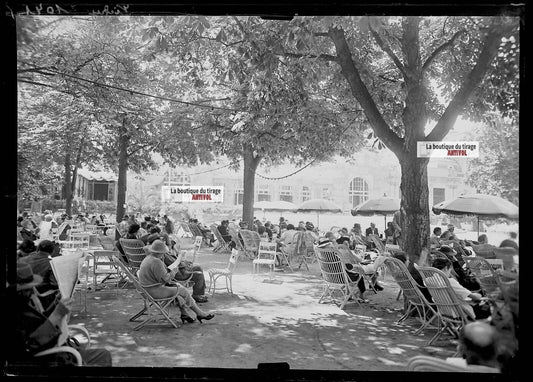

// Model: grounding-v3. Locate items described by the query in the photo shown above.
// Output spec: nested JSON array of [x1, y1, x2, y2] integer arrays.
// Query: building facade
[[131, 149, 474, 212]]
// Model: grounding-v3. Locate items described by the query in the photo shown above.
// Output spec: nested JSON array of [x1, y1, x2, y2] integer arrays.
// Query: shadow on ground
[[70, 241, 457, 370]]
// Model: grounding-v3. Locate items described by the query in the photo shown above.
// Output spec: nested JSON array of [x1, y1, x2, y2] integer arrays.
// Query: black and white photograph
[[7, 2, 520, 379]]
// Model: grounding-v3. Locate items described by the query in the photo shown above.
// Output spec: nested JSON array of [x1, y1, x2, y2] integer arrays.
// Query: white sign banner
[[417, 141, 479, 158], [161, 186, 224, 203]]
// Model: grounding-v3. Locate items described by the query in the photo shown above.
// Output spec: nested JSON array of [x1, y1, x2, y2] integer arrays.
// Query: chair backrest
[[188, 223, 204, 238], [240, 229, 260, 254], [258, 242, 277, 261], [384, 257, 432, 308], [418, 266, 471, 321], [188, 236, 203, 263], [98, 235, 116, 250], [228, 227, 245, 251], [368, 234, 385, 253], [407, 355, 500, 373], [56, 222, 70, 240], [92, 250, 120, 273], [119, 238, 148, 272], [315, 247, 354, 288], [211, 224, 226, 243], [227, 249, 240, 272], [463, 256, 502, 288], [85, 224, 98, 233]]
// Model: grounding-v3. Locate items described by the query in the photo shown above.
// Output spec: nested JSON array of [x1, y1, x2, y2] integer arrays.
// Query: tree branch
[[328, 27, 404, 158], [422, 29, 466, 71], [281, 52, 337, 62], [369, 26, 407, 79], [426, 23, 516, 142]]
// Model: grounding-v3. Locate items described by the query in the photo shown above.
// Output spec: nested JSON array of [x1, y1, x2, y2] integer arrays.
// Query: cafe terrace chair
[[211, 224, 232, 253], [189, 236, 203, 264], [92, 250, 125, 291], [407, 355, 500, 373], [112, 256, 180, 330], [98, 234, 116, 250], [418, 266, 472, 346], [239, 229, 261, 260], [119, 238, 148, 275], [463, 256, 502, 296], [383, 257, 438, 335], [315, 247, 362, 309], [207, 249, 239, 296], [253, 241, 277, 277]]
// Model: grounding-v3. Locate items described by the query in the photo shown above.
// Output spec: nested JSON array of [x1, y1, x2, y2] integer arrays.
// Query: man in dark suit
[[365, 222, 379, 237]]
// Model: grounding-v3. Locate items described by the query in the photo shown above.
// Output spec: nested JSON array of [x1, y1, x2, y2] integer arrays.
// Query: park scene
[[11, 11, 519, 379]]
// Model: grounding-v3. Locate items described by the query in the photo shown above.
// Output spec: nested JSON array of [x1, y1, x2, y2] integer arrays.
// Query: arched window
[[349, 177, 369, 208]]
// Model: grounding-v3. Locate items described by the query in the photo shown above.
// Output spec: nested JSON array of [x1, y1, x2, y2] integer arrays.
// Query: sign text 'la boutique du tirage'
[[161, 186, 224, 203]]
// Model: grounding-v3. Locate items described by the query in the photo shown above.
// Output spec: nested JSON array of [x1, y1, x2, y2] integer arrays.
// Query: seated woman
[[217, 220, 236, 249], [138, 240, 214, 323]]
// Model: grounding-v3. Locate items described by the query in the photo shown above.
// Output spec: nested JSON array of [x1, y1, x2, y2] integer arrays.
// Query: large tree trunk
[[116, 121, 129, 223], [64, 152, 73, 217], [242, 145, 261, 227], [399, 153, 430, 265]]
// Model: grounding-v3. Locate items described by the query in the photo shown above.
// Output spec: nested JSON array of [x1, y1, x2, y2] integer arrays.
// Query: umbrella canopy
[[432, 194, 518, 219], [295, 199, 343, 228], [253, 201, 297, 211], [432, 193, 518, 237], [295, 199, 343, 213], [351, 197, 401, 216]]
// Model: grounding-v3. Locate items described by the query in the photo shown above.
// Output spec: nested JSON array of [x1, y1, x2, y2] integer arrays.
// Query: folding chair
[[383, 257, 438, 335], [211, 224, 232, 253], [98, 235, 116, 250], [315, 247, 362, 309], [112, 256, 180, 330], [207, 249, 239, 296], [239, 229, 261, 260], [418, 266, 472, 346]]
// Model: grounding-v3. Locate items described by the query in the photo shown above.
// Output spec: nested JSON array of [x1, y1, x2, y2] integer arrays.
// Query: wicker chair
[[119, 238, 147, 274], [315, 247, 362, 309], [383, 257, 438, 335], [418, 266, 472, 346]]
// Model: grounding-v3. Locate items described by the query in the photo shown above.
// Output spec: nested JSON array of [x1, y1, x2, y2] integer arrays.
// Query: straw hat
[[317, 238, 332, 248], [148, 239, 169, 254], [12, 262, 43, 291]]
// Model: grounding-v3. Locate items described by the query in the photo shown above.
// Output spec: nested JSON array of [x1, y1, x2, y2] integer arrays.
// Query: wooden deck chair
[[211, 224, 232, 253], [367, 234, 386, 254], [407, 355, 500, 373], [383, 257, 438, 334], [239, 229, 261, 260], [188, 223, 210, 246], [463, 256, 502, 296], [112, 256, 180, 330], [119, 238, 147, 274], [207, 249, 239, 296], [315, 247, 362, 309], [418, 266, 472, 346]]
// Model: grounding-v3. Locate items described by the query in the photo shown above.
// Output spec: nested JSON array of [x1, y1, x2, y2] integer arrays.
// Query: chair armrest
[[34, 346, 83, 366], [68, 324, 91, 348]]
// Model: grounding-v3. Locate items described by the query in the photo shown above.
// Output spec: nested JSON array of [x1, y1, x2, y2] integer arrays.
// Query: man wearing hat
[[7, 262, 112, 366]]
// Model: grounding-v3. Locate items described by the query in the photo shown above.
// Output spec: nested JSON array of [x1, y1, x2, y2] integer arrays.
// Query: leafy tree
[[134, 16, 367, 225], [274, 15, 520, 261], [466, 117, 518, 205]]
